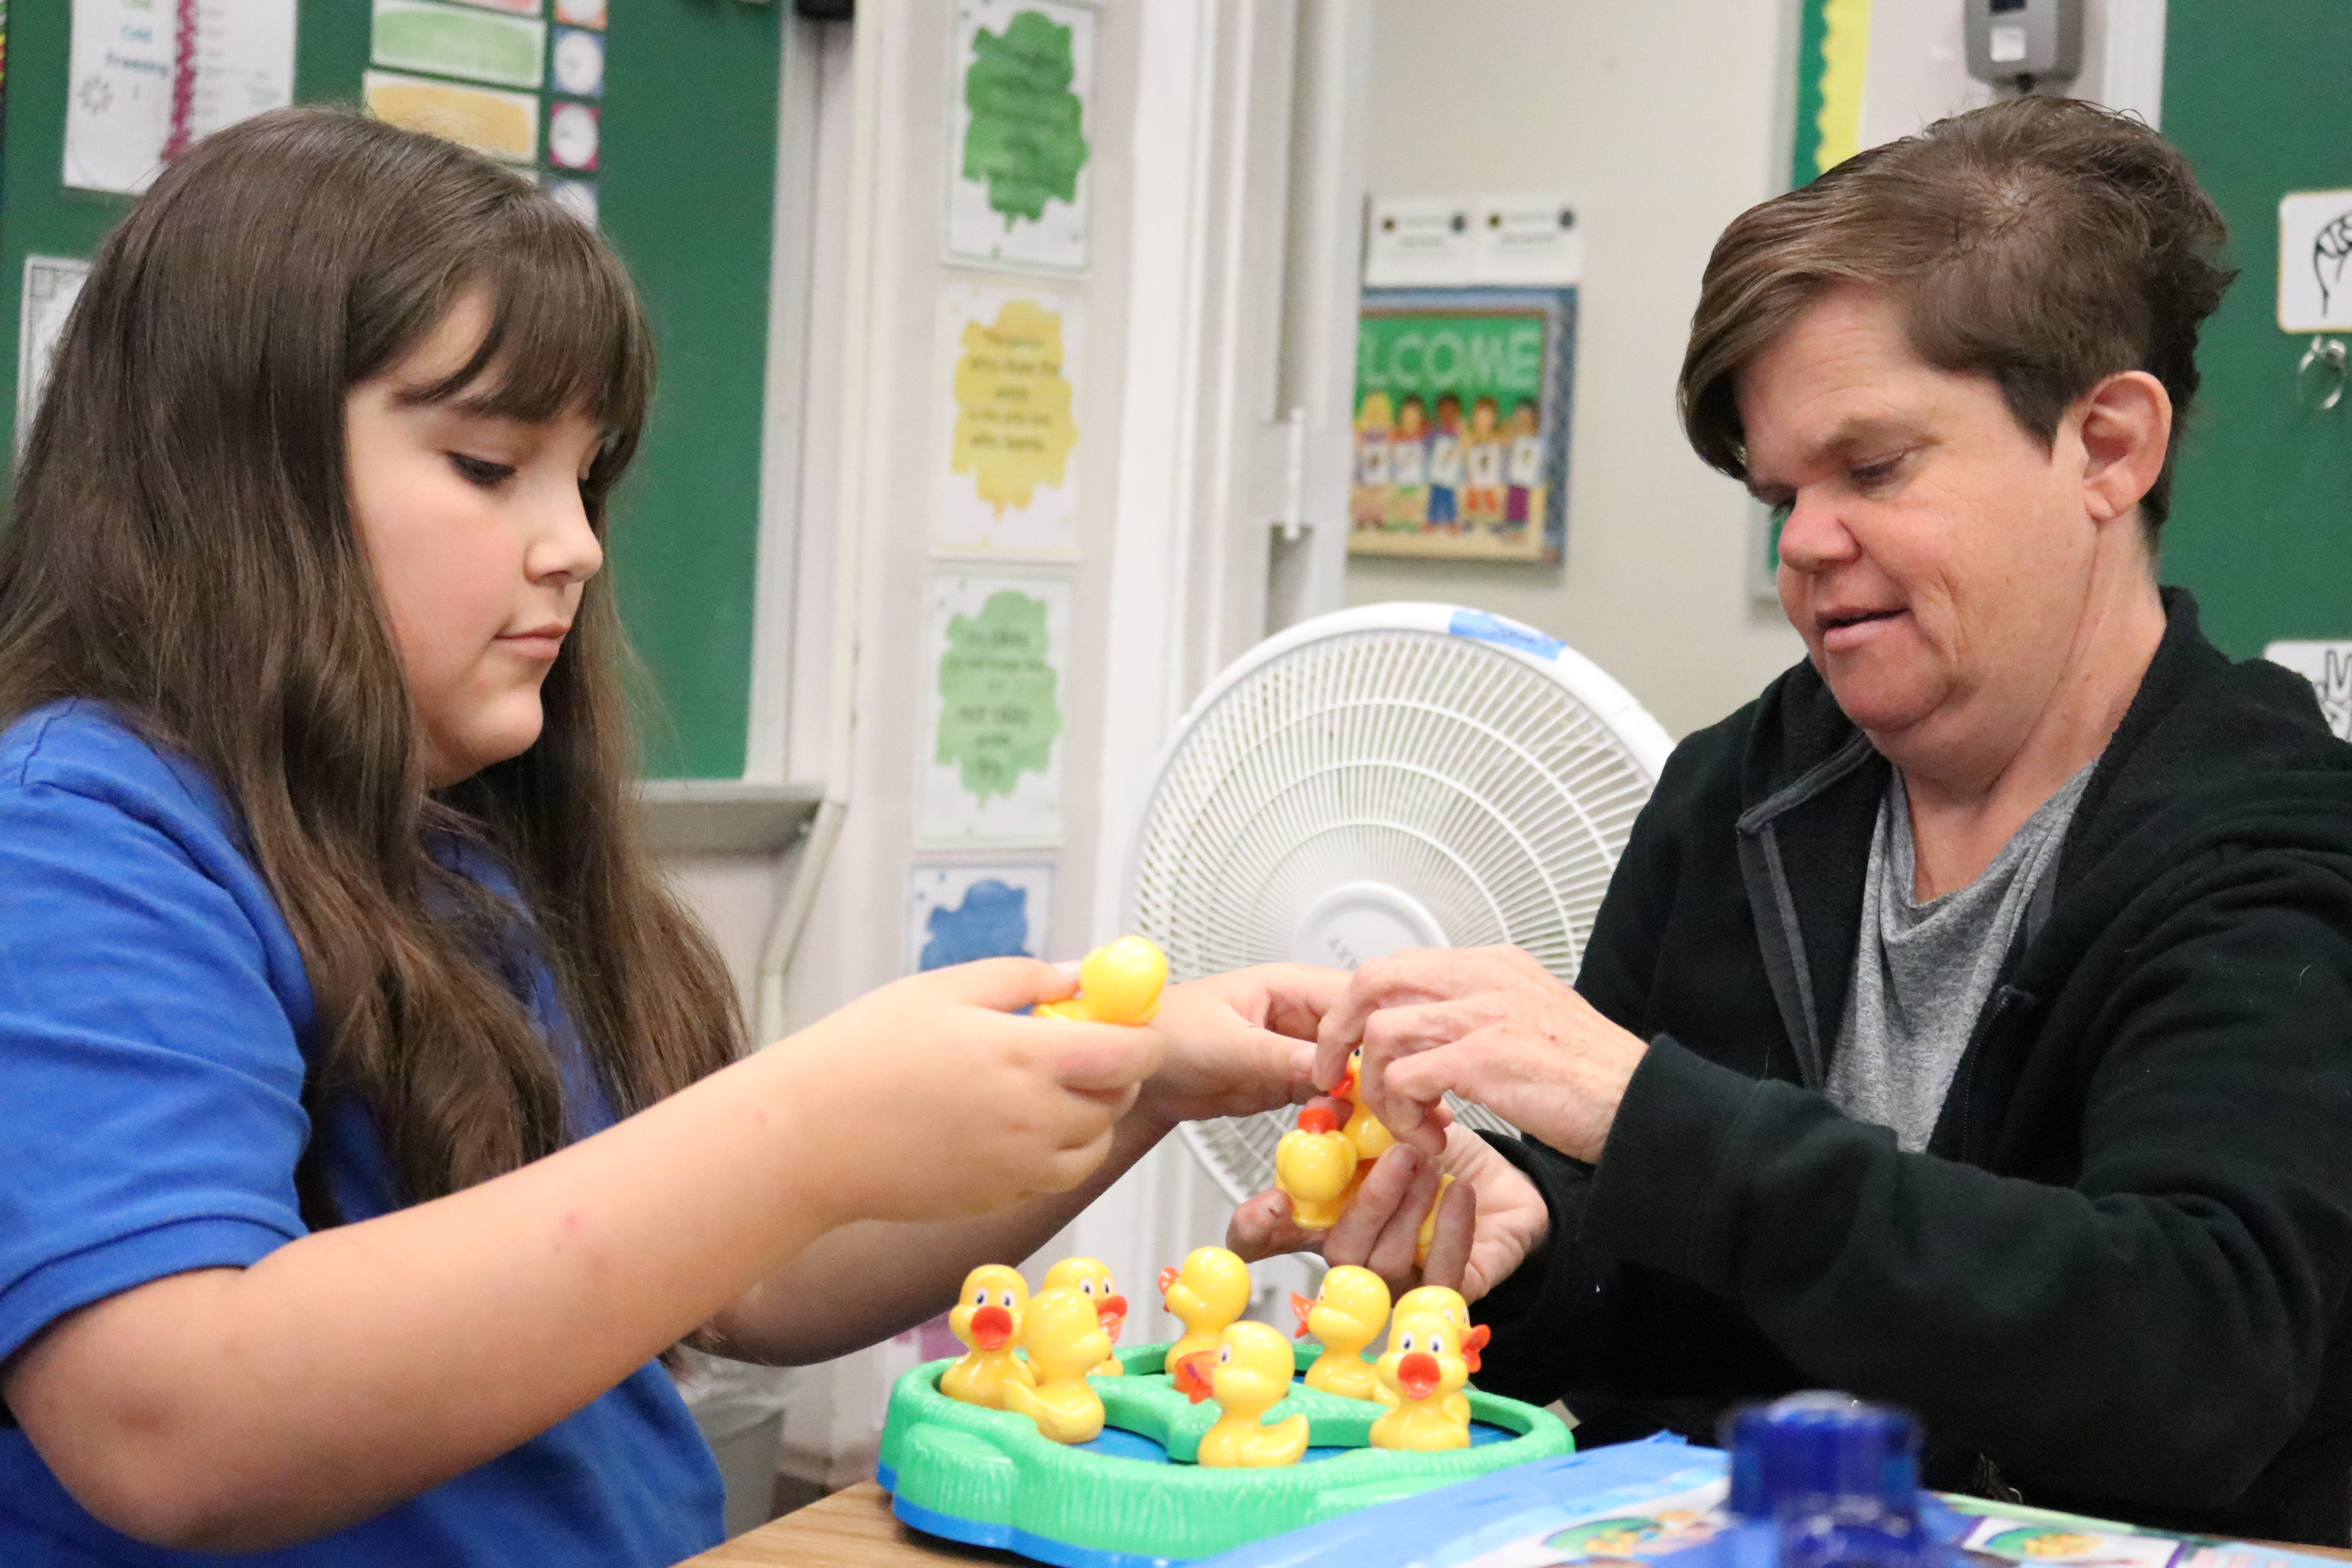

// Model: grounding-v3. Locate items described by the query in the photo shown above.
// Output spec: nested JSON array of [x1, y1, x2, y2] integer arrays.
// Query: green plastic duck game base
[[875, 1339, 1575, 1568]]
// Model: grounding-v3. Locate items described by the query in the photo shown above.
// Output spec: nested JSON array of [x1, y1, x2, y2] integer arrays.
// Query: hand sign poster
[[2278, 191, 2352, 333], [946, 0, 1095, 275]]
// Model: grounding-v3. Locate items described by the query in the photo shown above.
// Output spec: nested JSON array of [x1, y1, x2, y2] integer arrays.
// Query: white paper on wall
[[65, 0, 295, 196], [933, 281, 1082, 556], [945, 0, 1095, 274], [916, 571, 1071, 847], [18, 258, 92, 451], [2265, 641, 2352, 741], [2279, 191, 2352, 335], [905, 862, 1055, 973]]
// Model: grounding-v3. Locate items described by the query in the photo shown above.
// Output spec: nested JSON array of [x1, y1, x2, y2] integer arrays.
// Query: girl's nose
[[530, 488, 604, 585]]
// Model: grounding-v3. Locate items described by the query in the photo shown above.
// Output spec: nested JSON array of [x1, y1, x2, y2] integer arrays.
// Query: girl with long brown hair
[[0, 107, 1334, 1564]]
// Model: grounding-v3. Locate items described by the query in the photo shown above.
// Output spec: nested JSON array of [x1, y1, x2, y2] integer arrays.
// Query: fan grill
[[1131, 626, 1659, 1201]]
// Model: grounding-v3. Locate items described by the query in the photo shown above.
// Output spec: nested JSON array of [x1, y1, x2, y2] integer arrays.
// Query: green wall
[[599, 2, 779, 778], [0, 0, 780, 777], [2160, 0, 2352, 654]]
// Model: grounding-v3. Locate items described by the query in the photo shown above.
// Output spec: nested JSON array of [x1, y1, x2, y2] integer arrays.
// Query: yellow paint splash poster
[[935, 281, 1082, 555]]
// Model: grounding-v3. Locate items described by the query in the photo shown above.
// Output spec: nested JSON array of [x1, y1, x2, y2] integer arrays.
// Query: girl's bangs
[[414, 200, 651, 438]]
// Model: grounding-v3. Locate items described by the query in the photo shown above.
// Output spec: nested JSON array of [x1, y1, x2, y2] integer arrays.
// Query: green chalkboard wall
[[0, 0, 781, 778], [2160, 1, 2352, 655]]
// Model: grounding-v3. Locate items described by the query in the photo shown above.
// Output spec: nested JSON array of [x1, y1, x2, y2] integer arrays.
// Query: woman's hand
[[779, 958, 1162, 1226], [1312, 945, 1646, 1163], [1226, 1121, 1550, 1303], [1133, 964, 1347, 1129]]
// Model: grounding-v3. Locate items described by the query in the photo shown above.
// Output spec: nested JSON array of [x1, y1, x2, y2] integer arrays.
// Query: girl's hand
[[1226, 1121, 1549, 1303], [1134, 964, 1347, 1129], [775, 958, 1162, 1227]]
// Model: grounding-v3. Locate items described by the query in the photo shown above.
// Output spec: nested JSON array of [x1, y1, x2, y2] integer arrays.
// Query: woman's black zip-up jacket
[[1473, 591, 2352, 1544]]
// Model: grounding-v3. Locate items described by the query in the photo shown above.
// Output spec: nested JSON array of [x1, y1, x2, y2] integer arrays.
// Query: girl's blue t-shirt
[[0, 701, 725, 1566]]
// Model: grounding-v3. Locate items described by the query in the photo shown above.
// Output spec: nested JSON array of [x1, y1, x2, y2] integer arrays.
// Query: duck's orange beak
[[1396, 1351, 1440, 1401], [1172, 1354, 1215, 1403], [1462, 1323, 1491, 1374], [1097, 1295, 1127, 1338], [970, 1305, 1013, 1351], [1290, 1291, 1315, 1338]]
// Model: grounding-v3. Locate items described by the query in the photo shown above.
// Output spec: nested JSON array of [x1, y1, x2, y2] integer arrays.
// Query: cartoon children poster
[[1350, 287, 1576, 564]]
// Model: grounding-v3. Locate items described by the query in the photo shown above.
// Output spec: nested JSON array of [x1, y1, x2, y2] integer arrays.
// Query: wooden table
[[678, 1479, 2352, 1568], [677, 1482, 1014, 1567]]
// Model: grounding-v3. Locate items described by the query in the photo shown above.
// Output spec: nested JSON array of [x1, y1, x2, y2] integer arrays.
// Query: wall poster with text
[[1349, 287, 1576, 564]]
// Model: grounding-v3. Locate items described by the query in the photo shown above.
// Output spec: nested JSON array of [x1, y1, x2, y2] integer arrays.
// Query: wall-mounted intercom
[[1964, 0, 2083, 88]]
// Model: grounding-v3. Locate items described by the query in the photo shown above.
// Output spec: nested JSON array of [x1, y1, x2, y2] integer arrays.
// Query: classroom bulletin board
[[0, 0, 782, 779]]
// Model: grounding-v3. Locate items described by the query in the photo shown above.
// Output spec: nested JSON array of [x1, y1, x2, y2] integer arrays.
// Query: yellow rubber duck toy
[[1000, 1287, 1113, 1445], [1274, 1103, 1359, 1229], [1413, 1173, 1458, 1268], [1394, 1285, 1471, 1338], [1383, 1285, 1487, 1423], [1333, 1049, 1456, 1265], [1369, 1309, 1474, 1452], [1191, 1321, 1311, 1468], [1042, 1255, 1128, 1377], [940, 1265, 1034, 1409], [1034, 935, 1168, 1024], [1159, 1245, 1251, 1398], [1334, 1050, 1396, 1191], [1290, 1264, 1390, 1401]]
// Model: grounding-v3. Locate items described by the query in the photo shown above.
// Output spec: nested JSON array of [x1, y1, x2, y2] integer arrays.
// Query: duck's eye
[[999, 1288, 1017, 1308], [1399, 1332, 1416, 1352], [1079, 1279, 1094, 1296], [1430, 1333, 1447, 1356], [972, 1287, 989, 1306], [1218, 1345, 1233, 1364]]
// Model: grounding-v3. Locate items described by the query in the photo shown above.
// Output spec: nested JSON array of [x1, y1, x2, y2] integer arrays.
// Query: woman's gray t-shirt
[[1827, 761, 2096, 1152]]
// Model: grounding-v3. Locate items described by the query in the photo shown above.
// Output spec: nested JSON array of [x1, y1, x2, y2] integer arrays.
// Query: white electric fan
[[1118, 603, 1675, 1204]]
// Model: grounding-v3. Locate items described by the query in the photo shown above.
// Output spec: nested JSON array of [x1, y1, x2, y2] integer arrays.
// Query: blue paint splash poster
[[906, 863, 1055, 973]]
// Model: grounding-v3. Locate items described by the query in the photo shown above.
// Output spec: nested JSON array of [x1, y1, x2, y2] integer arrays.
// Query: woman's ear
[[2076, 370, 2172, 527]]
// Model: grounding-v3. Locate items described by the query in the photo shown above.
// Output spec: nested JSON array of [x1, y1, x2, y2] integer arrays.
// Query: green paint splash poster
[[920, 573, 1069, 845], [947, 0, 1094, 274]]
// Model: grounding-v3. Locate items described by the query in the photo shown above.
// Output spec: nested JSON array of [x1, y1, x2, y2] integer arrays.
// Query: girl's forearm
[[4, 1044, 842, 1554], [702, 1105, 1174, 1366]]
